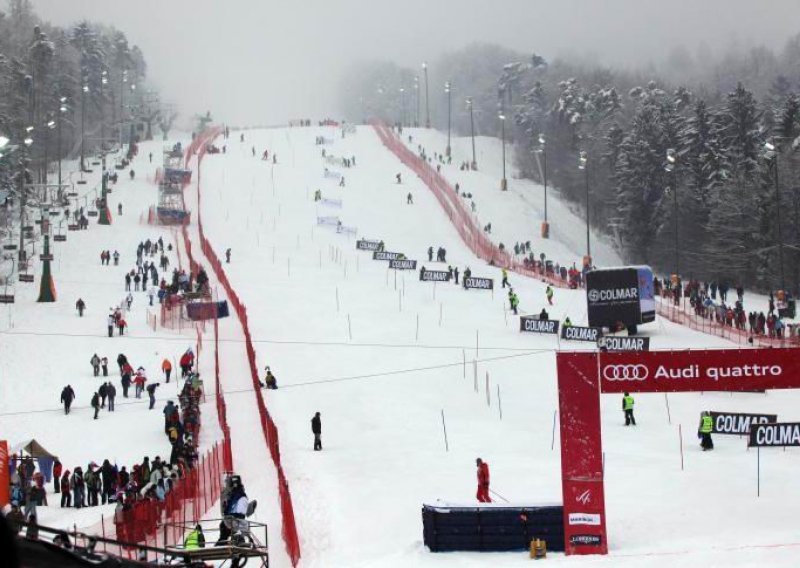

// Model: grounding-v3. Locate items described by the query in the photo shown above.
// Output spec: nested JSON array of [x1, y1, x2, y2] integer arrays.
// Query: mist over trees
[[0, 0, 159, 200], [340, 37, 800, 293]]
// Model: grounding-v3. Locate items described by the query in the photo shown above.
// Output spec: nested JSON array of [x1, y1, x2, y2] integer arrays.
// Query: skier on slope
[[476, 458, 491, 503], [501, 268, 509, 289], [546, 286, 554, 305]]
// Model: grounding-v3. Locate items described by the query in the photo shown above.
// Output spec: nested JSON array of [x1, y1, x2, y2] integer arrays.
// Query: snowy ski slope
[[190, 125, 800, 567]]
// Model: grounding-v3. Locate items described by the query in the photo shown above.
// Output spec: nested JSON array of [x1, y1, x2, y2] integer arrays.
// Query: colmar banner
[[710, 411, 777, 435]]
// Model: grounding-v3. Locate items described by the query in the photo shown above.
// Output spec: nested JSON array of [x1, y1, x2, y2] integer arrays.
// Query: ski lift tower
[[156, 143, 192, 225]]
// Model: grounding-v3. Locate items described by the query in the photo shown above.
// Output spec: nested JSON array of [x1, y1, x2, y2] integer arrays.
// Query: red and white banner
[[556, 347, 800, 556], [594, 348, 800, 393], [557, 354, 607, 555]]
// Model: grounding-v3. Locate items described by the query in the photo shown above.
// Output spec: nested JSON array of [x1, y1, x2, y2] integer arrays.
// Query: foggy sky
[[30, 0, 800, 126]]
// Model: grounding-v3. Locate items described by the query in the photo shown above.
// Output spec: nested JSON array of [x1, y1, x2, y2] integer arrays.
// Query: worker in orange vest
[[161, 358, 173, 383]]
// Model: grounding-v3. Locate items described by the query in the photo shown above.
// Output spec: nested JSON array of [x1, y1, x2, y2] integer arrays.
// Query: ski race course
[[4, 123, 800, 567]]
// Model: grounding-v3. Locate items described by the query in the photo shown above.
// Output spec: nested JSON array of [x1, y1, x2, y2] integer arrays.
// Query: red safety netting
[[92, 442, 226, 562], [371, 121, 580, 290], [655, 295, 800, 348], [182, 127, 301, 566], [372, 121, 800, 350]]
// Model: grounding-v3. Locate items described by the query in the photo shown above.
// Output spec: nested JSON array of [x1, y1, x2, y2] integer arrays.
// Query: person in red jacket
[[53, 459, 63, 494], [476, 458, 491, 503], [179, 349, 194, 378]]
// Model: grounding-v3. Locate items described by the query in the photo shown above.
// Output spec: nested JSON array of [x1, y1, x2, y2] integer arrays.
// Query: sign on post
[[389, 259, 417, 270], [749, 422, 800, 447], [373, 251, 402, 261], [420, 269, 450, 282], [463, 277, 493, 290], [597, 336, 650, 352], [561, 326, 603, 342], [520, 317, 560, 334], [356, 239, 381, 251], [710, 412, 777, 435]]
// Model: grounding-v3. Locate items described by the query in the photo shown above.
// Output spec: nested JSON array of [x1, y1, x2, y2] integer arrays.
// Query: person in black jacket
[[91, 392, 100, 419], [100, 459, 115, 504], [60, 385, 75, 414], [311, 412, 322, 451]]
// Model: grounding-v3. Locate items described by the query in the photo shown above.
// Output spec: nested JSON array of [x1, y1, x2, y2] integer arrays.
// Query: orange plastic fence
[[182, 128, 301, 566]]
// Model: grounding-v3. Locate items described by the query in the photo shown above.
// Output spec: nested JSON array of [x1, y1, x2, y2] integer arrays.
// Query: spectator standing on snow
[[101, 357, 109, 377], [117, 316, 127, 336], [107, 314, 115, 338], [60, 471, 71, 507], [407, 192, 413, 204], [90, 354, 101, 377], [121, 363, 133, 398], [623, 392, 636, 426], [134, 367, 147, 398], [179, 349, 194, 378], [52, 459, 63, 494], [162, 358, 172, 383], [98, 382, 108, 408], [91, 392, 100, 420], [61, 385, 75, 414], [107, 382, 116, 411], [76, 298, 86, 317], [226, 248, 231, 263], [147, 383, 160, 409], [476, 458, 491, 503], [311, 412, 322, 451]]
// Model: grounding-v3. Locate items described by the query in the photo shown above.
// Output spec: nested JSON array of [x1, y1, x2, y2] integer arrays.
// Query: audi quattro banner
[[597, 336, 650, 352], [389, 259, 417, 270], [520, 316, 560, 334], [356, 239, 382, 251], [589, 348, 800, 393], [420, 269, 450, 282], [749, 422, 800, 447], [561, 325, 602, 342], [586, 266, 655, 328], [463, 277, 493, 290], [710, 412, 777, 435], [373, 251, 402, 261]]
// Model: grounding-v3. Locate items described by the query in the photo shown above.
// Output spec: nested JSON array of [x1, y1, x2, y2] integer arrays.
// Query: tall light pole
[[466, 97, 477, 170], [422, 62, 430, 128], [80, 81, 88, 172], [43, 118, 55, 197], [399, 87, 406, 127], [58, 97, 67, 195], [499, 112, 507, 191], [764, 139, 786, 291], [120, 69, 128, 148], [414, 76, 420, 127], [665, 148, 679, 277], [19, 130, 34, 262], [536, 133, 548, 237], [578, 151, 590, 259], [445, 81, 452, 157], [100, 70, 108, 156]]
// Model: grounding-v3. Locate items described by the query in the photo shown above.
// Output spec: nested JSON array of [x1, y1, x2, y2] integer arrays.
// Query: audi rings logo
[[602, 364, 649, 381], [588, 290, 600, 302]]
